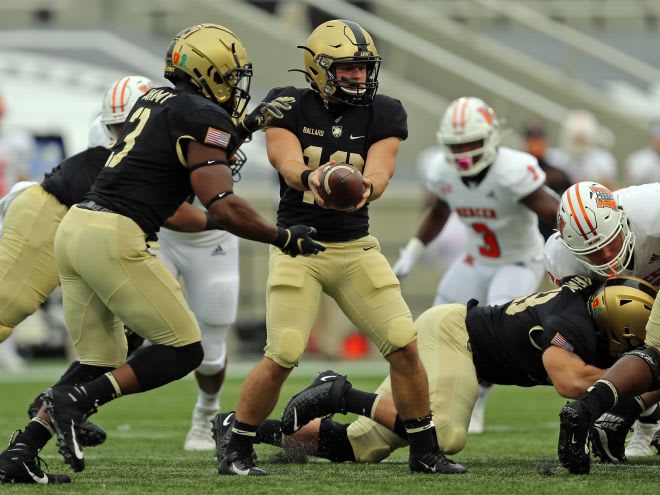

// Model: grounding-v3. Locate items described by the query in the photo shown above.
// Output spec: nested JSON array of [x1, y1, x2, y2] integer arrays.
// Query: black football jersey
[[466, 276, 614, 386], [41, 146, 110, 207], [87, 87, 240, 238], [265, 87, 408, 242]]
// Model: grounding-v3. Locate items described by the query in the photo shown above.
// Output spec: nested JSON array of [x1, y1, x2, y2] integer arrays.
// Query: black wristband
[[300, 170, 312, 190], [272, 227, 290, 248]]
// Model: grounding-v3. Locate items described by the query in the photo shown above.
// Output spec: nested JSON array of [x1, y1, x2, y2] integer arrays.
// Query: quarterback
[[546, 181, 660, 460], [393, 97, 560, 434], [0, 23, 323, 484], [218, 19, 465, 477], [214, 276, 655, 467]]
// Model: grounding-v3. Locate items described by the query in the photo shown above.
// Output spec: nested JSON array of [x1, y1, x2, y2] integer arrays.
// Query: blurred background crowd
[[2, 0, 660, 369]]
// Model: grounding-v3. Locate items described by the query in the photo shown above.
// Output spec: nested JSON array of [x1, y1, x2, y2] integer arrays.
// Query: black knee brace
[[317, 418, 355, 463], [626, 346, 660, 389], [127, 342, 204, 392]]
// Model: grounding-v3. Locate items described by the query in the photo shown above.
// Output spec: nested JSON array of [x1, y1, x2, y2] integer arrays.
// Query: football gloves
[[392, 237, 425, 279], [273, 225, 326, 257], [238, 96, 295, 140]]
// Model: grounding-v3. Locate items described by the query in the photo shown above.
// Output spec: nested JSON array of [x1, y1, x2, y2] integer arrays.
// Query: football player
[[213, 276, 655, 468], [392, 97, 560, 434], [546, 181, 660, 460], [0, 75, 153, 453], [0, 23, 324, 484], [157, 195, 241, 451], [216, 20, 465, 476]]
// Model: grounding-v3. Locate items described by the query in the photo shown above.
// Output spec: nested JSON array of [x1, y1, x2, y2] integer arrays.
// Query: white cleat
[[625, 420, 660, 457], [184, 406, 219, 451]]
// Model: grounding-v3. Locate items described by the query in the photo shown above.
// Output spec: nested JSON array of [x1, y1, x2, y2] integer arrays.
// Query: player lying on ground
[[213, 275, 657, 467]]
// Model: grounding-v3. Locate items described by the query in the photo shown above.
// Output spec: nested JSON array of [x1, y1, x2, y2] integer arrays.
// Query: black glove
[[273, 225, 326, 257], [238, 96, 295, 140]]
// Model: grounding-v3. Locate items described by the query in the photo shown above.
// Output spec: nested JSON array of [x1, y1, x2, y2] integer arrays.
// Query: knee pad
[[383, 317, 416, 354], [128, 342, 204, 392], [0, 324, 14, 343], [626, 346, 660, 389], [318, 418, 355, 463], [196, 324, 228, 375], [436, 426, 467, 455], [268, 328, 306, 368]]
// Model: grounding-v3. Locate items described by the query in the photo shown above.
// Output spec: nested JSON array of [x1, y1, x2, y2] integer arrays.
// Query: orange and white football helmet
[[557, 181, 635, 277], [100, 75, 154, 145], [437, 97, 500, 176]]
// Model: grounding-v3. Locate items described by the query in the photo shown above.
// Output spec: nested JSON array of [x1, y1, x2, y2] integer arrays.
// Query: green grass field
[[1, 359, 659, 494]]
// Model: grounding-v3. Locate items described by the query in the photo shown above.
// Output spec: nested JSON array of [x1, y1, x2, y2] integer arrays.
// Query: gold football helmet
[[164, 23, 252, 118], [589, 275, 657, 357], [297, 19, 381, 106]]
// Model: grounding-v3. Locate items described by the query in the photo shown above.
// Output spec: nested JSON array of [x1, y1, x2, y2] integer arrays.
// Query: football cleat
[[28, 392, 106, 448], [211, 411, 235, 463], [43, 386, 94, 472], [589, 412, 633, 463], [184, 406, 219, 452], [218, 448, 266, 476], [651, 429, 660, 453], [409, 449, 467, 474], [281, 370, 352, 435], [0, 432, 70, 484], [558, 401, 593, 475], [626, 420, 660, 457]]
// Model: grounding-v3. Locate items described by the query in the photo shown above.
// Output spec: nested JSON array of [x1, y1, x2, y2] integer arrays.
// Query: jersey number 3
[[105, 107, 152, 169], [472, 222, 501, 258]]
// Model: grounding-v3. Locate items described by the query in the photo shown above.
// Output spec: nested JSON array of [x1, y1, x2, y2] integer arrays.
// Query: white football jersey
[[425, 147, 546, 264], [544, 183, 660, 287]]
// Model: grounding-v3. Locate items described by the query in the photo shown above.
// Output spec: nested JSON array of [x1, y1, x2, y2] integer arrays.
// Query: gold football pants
[[347, 304, 479, 462], [54, 206, 201, 367], [0, 185, 67, 341], [264, 235, 416, 367]]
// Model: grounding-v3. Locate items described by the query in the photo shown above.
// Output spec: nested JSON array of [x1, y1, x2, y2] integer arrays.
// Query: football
[[317, 163, 366, 210]]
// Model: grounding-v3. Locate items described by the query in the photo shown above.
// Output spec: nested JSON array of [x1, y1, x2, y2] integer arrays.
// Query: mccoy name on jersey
[[265, 86, 407, 242], [87, 87, 240, 239], [544, 183, 660, 287], [466, 276, 613, 386], [425, 147, 546, 264]]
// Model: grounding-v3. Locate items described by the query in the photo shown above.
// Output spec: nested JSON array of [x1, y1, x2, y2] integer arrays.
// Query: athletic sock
[[14, 418, 53, 452], [404, 413, 437, 456], [345, 389, 381, 418], [228, 420, 257, 454], [580, 379, 620, 419]]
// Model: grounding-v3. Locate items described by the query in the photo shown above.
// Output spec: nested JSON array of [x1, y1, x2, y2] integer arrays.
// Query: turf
[[0, 359, 658, 494]]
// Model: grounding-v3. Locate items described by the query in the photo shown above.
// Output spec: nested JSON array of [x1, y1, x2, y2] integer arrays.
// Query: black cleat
[[211, 411, 235, 463], [28, 392, 106, 448], [281, 370, 352, 435], [589, 412, 633, 463], [558, 401, 593, 475], [651, 429, 660, 453], [0, 432, 70, 484], [218, 448, 267, 476], [43, 386, 94, 472], [409, 449, 467, 474]]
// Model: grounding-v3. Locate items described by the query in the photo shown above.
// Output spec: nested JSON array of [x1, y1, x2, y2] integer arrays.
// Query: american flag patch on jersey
[[204, 127, 231, 149], [551, 332, 574, 353]]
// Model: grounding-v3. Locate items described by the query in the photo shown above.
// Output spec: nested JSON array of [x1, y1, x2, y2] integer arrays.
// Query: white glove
[[392, 238, 425, 279]]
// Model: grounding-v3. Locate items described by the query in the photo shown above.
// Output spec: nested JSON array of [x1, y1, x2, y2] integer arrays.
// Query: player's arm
[[357, 136, 400, 206], [187, 140, 324, 255], [163, 201, 207, 232], [392, 195, 452, 279], [542, 345, 606, 398], [520, 185, 560, 226]]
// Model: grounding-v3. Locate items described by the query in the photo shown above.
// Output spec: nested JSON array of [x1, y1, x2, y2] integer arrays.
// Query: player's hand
[[273, 225, 326, 257], [238, 96, 296, 140], [343, 178, 372, 212], [308, 160, 336, 208], [392, 238, 425, 279]]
